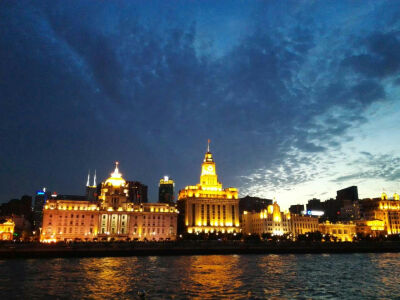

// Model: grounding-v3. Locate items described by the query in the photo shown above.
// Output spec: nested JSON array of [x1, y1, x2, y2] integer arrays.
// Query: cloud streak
[[0, 1, 399, 204]]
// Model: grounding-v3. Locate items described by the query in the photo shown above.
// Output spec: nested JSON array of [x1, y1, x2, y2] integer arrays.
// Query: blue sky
[[1, 1, 400, 208]]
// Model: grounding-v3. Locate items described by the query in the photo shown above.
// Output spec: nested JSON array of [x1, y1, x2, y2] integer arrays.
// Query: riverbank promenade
[[1, 240, 399, 259]]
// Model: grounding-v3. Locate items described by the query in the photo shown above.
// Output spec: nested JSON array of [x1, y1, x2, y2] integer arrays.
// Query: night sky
[[1, 1, 400, 208]]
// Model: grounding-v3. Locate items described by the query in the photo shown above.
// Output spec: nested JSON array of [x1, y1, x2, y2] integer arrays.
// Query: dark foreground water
[[0, 253, 399, 299]]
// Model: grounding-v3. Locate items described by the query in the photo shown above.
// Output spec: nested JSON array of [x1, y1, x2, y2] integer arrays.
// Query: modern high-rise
[[33, 189, 49, 229], [159, 176, 174, 204], [127, 181, 148, 204], [177, 142, 240, 234]]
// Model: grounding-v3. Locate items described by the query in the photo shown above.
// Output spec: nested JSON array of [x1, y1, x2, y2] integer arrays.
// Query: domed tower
[[99, 162, 129, 210]]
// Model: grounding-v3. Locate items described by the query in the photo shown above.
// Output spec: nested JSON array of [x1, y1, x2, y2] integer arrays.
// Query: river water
[[0, 253, 399, 299]]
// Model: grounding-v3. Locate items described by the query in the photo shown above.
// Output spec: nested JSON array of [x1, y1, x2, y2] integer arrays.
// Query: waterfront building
[[318, 222, 356, 242], [241, 202, 291, 236], [290, 214, 319, 236], [159, 176, 175, 204], [355, 219, 385, 237], [0, 218, 14, 240], [41, 163, 178, 242], [177, 142, 240, 234], [360, 192, 400, 234]]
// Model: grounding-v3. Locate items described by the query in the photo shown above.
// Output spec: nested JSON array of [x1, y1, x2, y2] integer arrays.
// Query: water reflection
[[184, 255, 243, 298], [0, 254, 400, 299]]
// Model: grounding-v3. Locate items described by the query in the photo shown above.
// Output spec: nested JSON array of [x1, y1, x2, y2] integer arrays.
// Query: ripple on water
[[0, 253, 399, 299]]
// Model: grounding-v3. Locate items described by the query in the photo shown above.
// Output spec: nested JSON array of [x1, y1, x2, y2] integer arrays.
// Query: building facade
[[241, 202, 291, 236], [177, 143, 240, 234], [0, 219, 14, 240], [360, 193, 400, 235], [318, 222, 356, 242], [355, 219, 385, 237], [290, 214, 319, 236], [41, 163, 178, 242]]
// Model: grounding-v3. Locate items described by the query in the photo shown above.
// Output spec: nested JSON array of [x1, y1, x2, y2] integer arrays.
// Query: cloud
[[0, 1, 399, 202], [334, 153, 400, 183]]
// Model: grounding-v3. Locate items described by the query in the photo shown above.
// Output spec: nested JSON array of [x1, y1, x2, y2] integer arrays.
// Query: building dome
[[104, 162, 126, 187]]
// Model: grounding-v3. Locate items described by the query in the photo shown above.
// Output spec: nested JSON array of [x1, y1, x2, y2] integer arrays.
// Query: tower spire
[[207, 139, 210, 152], [86, 170, 90, 187], [93, 169, 97, 187]]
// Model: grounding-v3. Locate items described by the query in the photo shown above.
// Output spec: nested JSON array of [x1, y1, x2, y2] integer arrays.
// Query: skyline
[[1, 1, 400, 208]]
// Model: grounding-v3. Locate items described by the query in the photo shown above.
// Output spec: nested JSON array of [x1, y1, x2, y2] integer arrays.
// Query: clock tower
[[178, 140, 240, 234], [200, 142, 222, 188]]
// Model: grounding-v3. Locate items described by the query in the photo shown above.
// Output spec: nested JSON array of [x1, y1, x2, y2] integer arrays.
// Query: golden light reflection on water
[[79, 257, 140, 299], [2, 254, 400, 299], [183, 255, 243, 299]]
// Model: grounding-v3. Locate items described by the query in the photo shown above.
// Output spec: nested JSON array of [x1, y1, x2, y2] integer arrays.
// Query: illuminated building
[[0, 219, 14, 240], [355, 219, 385, 237], [159, 176, 174, 203], [41, 162, 178, 242], [360, 192, 400, 234], [290, 214, 319, 236], [318, 222, 356, 242], [41, 198, 99, 243], [241, 202, 291, 236], [177, 141, 240, 234]]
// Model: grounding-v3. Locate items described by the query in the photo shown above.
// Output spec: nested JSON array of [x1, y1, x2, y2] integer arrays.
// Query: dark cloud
[[0, 1, 399, 201], [343, 32, 400, 79]]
